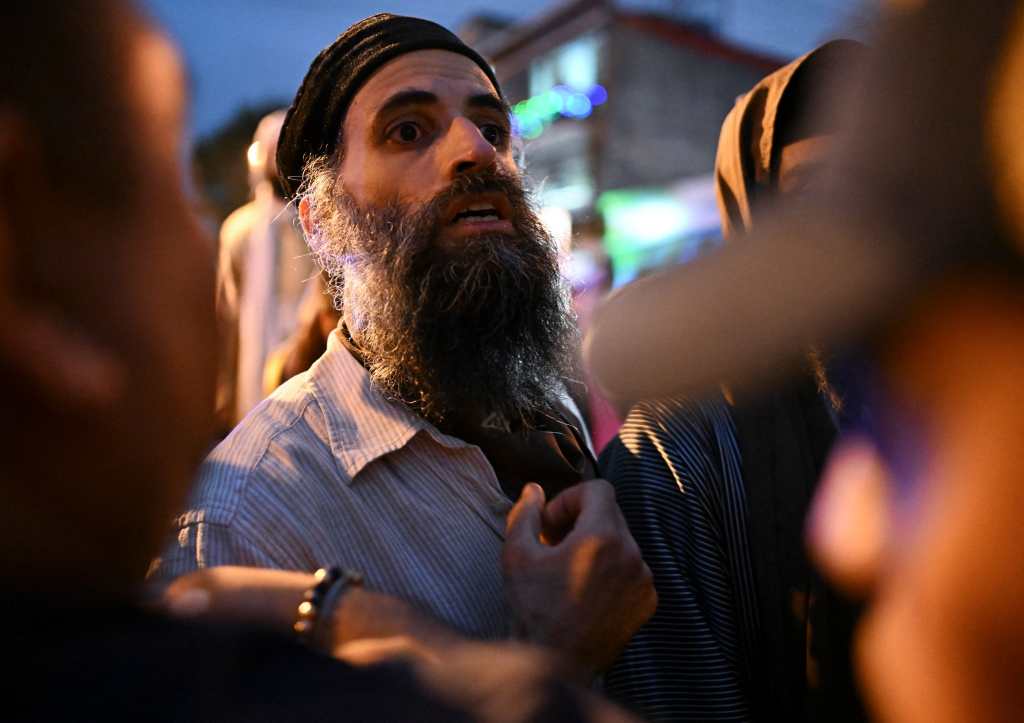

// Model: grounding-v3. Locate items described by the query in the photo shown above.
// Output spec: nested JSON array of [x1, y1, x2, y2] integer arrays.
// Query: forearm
[[162, 566, 463, 658]]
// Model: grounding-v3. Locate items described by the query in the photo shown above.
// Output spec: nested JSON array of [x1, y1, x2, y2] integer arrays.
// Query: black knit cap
[[277, 13, 502, 199]]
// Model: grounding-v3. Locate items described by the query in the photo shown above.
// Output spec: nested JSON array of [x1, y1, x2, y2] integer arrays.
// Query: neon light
[[564, 93, 592, 118], [587, 84, 608, 106], [598, 190, 692, 250], [510, 82, 607, 139]]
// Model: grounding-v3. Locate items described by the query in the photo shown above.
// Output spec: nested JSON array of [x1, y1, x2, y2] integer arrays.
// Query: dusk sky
[[143, 0, 869, 140]]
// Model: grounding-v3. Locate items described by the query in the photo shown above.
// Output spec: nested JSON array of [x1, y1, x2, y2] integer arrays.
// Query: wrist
[[294, 566, 364, 652], [331, 587, 463, 657], [506, 617, 598, 685]]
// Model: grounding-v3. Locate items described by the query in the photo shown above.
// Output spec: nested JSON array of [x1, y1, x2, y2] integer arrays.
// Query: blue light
[[564, 93, 593, 118], [510, 82, 606, 140]]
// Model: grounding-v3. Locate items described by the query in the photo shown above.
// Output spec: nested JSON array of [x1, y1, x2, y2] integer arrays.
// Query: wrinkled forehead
[[345, 49, 500, 128]]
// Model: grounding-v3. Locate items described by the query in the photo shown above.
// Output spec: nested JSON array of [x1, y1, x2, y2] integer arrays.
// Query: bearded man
[[155, 14, 654, 678]]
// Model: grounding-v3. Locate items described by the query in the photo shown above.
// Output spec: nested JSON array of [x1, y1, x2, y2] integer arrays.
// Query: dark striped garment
[[600, 396, 760, 722]]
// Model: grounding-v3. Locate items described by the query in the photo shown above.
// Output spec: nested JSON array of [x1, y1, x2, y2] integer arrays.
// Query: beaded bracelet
[[294, 566, 364, 651]]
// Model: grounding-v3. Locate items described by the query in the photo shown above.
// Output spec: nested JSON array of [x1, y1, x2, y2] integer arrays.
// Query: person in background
[[588, 0, 1024, 720], [0, 2, 639, 721], [154, 13, 655, 683], [216, 109, 317, 430], [598, 40, 866, 722]]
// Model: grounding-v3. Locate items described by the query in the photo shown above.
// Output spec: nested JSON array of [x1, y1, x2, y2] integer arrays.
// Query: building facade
[[464, 0, 781, 283]]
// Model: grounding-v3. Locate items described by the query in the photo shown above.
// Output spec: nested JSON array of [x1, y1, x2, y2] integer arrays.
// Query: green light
[[543, 89, 564, 115], [598, 189, 691, 253], [522, 122, 544, 140], [511, 82, 609, 140], [515, 111, 544, 139]]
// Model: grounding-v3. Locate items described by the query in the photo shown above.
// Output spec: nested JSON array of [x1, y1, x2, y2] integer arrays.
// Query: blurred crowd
[[4, 1, 1024, 721]]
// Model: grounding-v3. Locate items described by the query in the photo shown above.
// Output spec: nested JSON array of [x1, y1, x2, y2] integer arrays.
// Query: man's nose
[[439, 116, 497, 179], [806, 436, 890, 598]]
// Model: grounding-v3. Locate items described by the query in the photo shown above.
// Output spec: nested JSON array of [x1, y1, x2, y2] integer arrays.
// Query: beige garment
[[714, 41, 853, 238], [215, 191, 316, 426]]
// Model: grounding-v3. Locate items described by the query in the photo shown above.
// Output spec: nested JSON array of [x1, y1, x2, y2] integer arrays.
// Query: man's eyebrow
[[466, 93, 510, 118], [373, 89, 440, 122]]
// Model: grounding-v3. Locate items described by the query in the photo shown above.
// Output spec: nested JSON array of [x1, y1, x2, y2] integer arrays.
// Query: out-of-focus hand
[[329, 585, 462, 661], [502, 479, 657, 681], [334, 635, 441, 667], [161, 565, 312, 625], [416, 641, 642, 723]]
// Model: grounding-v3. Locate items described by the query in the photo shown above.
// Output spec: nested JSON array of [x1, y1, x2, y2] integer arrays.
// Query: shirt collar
[[309, 330, 471, 482]]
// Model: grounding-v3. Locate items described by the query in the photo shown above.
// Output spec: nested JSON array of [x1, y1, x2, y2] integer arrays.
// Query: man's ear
[[0, 113, 124, 410], [298, 195, 315, 239]]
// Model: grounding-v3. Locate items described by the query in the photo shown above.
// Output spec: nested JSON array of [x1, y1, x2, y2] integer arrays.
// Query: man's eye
[[480, 124, 506, 146], [390, 122, 422, 143]]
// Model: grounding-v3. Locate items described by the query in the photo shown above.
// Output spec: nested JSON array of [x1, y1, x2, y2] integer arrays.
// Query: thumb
[[504, 482, 546, 546]]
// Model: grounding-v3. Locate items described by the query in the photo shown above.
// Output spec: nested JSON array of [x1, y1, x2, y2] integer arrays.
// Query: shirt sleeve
[[148, 520, 286, 584]]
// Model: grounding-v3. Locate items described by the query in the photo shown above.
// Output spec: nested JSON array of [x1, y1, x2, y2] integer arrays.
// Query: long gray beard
[[306, 168, 577, 428]]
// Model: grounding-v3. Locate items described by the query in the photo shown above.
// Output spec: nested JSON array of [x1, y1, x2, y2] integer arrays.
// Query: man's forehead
[[348, 49, 498, 118]]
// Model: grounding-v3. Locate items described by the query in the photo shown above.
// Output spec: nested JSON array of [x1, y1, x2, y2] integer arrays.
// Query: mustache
[[414, 167, 530, 235]]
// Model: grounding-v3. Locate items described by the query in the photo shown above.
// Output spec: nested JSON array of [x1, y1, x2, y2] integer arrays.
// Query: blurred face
[[111, 29, 217, 551], [808, 286, 1024, 723]]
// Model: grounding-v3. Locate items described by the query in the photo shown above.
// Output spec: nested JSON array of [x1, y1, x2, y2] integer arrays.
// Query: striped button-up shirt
[[600, 396, 759, 721], [153, 331, 536, 639]]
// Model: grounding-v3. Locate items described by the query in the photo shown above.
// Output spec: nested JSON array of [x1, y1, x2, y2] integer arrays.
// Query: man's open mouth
[[444, 192, 513, 227]]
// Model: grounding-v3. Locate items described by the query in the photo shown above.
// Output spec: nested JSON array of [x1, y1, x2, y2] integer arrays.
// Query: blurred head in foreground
[[280, 14, 575, 430], [587, 1, 1024, 720], [0, 1, 217, 596]]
